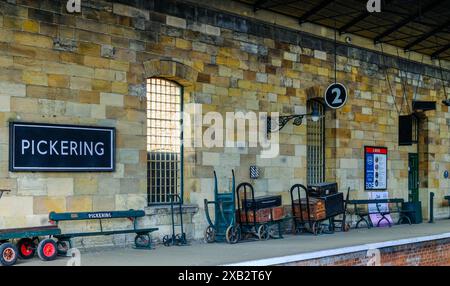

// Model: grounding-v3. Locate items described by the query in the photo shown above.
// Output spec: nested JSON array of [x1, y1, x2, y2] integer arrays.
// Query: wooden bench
[[49, 210, 158, 251], [346, 199, 412, 229]]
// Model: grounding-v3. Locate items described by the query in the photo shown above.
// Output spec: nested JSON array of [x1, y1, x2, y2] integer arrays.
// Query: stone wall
[[0, 0, 449, 244]]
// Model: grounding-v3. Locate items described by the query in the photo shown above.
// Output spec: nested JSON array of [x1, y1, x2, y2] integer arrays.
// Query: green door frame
[[408, 153, 419, 203]]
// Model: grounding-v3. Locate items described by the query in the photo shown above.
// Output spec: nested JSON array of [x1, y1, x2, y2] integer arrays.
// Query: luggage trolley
[[203, 170, 237, 244], [162, 194, 188, 246], [234, 183, 285, 243], [0, 190, 62, 266], [290, 184, 349, 236]]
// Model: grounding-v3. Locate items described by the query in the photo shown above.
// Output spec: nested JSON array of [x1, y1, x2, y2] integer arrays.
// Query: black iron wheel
[[17, 238, 36, 259], [162, 235, 171, 247], [312, 222, 322, 236], [225, 225, 240, 244], [257, 224, 270, 240], [135, 234, 151, 248], [204, 226, 216, 243], [175, 233, 187, 245], [0, 243, 18, 266], [56, 240, 69, 256]]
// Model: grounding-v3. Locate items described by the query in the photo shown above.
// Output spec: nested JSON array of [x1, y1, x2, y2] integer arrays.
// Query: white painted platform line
[[223, 232, 450, 266]]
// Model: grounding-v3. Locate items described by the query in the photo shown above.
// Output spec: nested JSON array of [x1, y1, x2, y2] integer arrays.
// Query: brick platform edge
[[226, 233, 450, 266]]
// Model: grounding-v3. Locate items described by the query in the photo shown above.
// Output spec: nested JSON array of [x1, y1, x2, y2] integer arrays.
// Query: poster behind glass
[[365, 146, 387, 190]]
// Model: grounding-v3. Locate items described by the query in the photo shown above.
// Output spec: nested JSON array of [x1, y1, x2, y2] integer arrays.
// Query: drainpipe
[[429, 192, 435, 223]]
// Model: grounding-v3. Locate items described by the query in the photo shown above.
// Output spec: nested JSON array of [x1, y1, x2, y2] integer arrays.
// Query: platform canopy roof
[[237, 0, 450, 60]]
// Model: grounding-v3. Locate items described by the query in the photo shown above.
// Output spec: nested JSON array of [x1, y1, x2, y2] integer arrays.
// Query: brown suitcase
[[239, 206, 285, 223], [293, 198, 326, 220]]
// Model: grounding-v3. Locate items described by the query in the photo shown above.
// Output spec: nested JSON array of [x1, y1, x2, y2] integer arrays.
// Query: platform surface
[[19, 219, 450, 266]]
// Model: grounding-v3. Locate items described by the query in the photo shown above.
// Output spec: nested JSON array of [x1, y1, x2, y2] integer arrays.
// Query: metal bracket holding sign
[[9, 122, 115, 172], [364, 146, 388, 191], [324, 83, 348, 109]]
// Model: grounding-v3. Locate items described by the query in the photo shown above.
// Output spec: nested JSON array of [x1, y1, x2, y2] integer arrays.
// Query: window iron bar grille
[[307, 100, 325, 186], [147, 78, 182, 204]]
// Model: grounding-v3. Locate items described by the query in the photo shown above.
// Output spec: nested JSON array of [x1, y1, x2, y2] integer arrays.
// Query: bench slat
[[347, 199, 404, 204], [49, 210, 145, 221]]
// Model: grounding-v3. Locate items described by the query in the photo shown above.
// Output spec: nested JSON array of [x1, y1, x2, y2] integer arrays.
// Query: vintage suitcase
[[293, 197, 326, 220], [321, 192, 344, 217], [308, 182, 338, 197], [239, 206, 285, 223], [242, 195, 282, 210]]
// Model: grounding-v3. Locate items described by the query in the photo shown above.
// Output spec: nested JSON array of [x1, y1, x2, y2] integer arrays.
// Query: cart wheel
[[0, 243, 18, 266], [204, 226, 216, 243], [257, 224, 270, 240], [175, 233, 187, 245], [225, 225, 240, 244], [135, 234, 151, 248], [56, 241, 69, 256], [37, 239, 57, 261], [312, 222, 322, 236], [162, 235, 171, 247], [17, 238, 36, 260], [343, 223, 351, 232]]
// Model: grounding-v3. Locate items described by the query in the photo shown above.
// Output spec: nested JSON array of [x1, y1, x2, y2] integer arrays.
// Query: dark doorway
[[408, 153, 419, 203]]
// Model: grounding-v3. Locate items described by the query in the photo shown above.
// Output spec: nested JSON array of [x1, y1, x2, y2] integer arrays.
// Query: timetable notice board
[[364, 146, 387, 191]]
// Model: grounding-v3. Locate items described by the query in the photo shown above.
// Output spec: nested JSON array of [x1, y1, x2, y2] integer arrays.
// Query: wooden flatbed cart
[[231, 183, 286, 243], [290, 184, 350, 235], [0, 190, 62, 266]]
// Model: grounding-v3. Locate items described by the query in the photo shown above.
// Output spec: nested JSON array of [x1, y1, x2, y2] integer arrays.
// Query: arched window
[[307, 99, 325, 185], [147, 78, 183, 204]]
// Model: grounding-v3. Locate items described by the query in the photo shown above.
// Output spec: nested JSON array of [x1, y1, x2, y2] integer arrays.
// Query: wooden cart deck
[[0, 225, 61, 240]]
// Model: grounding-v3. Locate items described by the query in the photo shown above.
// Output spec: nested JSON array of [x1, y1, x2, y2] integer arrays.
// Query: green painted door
[[408, 153, 419, 203]]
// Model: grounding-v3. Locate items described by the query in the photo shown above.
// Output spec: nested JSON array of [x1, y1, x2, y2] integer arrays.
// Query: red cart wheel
[[0, 243, 18, 266], [17, 238, 36, 259], [37, 239, 57, 261]]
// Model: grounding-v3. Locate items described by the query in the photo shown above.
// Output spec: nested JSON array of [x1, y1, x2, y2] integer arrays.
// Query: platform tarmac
[[19, 219, 450, 266]]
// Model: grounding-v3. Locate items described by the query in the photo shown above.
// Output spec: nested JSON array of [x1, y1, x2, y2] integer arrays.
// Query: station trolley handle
[[169, 194, 184, 238], [203, 199, 228, 228], [0, 189, 10, 200], [236, 182, 256, 228], [290, 184, 312, 229]]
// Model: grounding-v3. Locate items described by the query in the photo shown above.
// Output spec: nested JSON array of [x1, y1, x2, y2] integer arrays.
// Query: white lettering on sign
[[37, 140, 48, 155], [20, 140, 105, 156], [367, 0, 381, 13], [21, 140, 30, 155], [88, 213, 112, 219], [66, 0, 81, 13]]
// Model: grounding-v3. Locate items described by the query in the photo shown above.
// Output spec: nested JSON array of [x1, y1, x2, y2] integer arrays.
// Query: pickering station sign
[[9, 122, 115, 172]]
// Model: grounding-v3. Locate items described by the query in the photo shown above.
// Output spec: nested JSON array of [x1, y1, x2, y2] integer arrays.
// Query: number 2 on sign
[[331, 88, 342, 105]]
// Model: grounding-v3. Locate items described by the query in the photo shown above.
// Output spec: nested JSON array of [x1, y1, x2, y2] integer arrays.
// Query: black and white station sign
[[9, 122, 115, 172], [324, 83, 348, 109]]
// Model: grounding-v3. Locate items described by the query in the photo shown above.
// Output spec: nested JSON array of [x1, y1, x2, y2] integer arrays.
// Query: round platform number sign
[[325, 83, 348, 109]]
